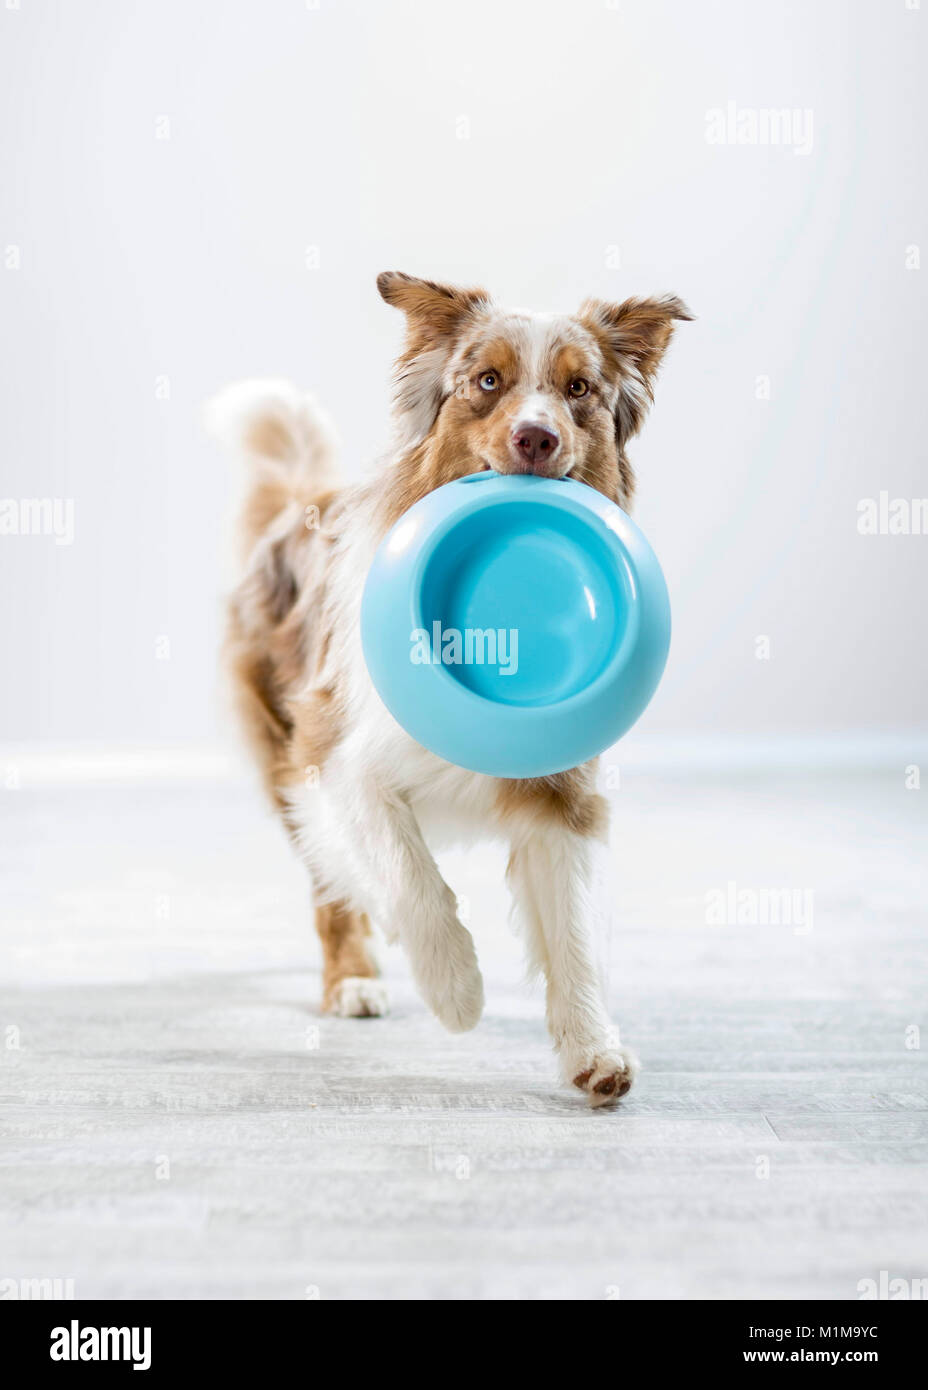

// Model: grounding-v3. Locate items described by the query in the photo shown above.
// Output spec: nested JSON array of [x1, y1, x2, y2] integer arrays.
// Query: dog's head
[[377, 271, 691, 508]]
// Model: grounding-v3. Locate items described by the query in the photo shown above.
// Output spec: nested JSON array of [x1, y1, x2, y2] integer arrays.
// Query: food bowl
[[361, 470, 670, 777]]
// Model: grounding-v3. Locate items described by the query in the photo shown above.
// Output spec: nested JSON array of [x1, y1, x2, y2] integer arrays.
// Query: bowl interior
[[418, 499, 629, 708]]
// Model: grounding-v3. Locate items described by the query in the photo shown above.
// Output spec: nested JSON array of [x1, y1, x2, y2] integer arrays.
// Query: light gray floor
[[1, 761, 926, 1300]]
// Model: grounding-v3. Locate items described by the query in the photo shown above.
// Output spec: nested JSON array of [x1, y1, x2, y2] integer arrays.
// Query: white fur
[[205, 378, 339, 482], [507, 826, 638, 1105], [215, 374, 635, 1104], [329, 976, 389, 1019], [205, 380, 341, 587], [392, 346, 451, 450]]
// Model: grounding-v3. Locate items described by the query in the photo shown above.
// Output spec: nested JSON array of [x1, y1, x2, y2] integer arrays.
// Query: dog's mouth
[[477, 455, 574, 480]]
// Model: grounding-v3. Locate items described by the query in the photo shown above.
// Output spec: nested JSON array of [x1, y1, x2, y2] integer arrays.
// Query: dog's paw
[[431, 964, 485, 1034], [404, 910, 485, 1034], [570, 1048, 639, 1108], [327, 976, 389, 1018], [418, 955, 484, 1034]]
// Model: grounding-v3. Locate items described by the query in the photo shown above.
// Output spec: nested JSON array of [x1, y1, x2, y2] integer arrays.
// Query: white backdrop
[[1, 0, 925, 750]]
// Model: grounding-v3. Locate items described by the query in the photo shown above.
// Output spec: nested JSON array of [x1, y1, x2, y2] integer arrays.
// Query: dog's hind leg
[[315, 899, 387, 1018]]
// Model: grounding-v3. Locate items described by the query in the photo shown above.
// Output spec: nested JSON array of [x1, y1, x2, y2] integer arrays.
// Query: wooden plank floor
[[1, 764, 926, 1299]]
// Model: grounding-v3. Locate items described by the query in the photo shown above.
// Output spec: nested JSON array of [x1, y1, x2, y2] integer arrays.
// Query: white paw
[[569, 1047, 639, 1108], [402, 909, 485, 1033], [412, 937, 484, 1034], [428, 961, 485, 1033], [328, 976, 389, 1018]]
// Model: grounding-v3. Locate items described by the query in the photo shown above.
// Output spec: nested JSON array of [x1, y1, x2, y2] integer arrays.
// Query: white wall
[[1, 0, 925, 748]]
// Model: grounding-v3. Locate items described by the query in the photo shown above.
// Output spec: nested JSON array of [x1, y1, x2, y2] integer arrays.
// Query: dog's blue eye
[[479, 372, 499, 392]]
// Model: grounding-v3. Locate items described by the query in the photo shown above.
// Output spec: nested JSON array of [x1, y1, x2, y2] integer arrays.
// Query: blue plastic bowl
[[361, 471, 670, 777]]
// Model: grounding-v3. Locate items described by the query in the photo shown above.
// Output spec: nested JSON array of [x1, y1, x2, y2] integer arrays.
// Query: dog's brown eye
[[567, 378, 589, 398], [478, 371, 500, 392]]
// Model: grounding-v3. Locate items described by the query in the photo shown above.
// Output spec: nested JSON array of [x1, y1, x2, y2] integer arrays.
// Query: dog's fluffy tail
[[205, 379, 339, 557]]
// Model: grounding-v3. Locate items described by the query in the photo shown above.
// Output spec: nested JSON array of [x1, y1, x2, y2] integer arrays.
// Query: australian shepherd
[[208, 272, 690, 1106]]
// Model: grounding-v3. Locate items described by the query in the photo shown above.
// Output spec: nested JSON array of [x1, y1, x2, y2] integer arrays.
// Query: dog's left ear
[[580, 294, 693, 443], [377, 271, 491, 447]]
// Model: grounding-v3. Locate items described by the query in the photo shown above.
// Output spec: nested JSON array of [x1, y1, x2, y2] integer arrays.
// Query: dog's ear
[[580, 294, 693, 445], [377, 271, 489, 341], [377, 272, 490, 447]]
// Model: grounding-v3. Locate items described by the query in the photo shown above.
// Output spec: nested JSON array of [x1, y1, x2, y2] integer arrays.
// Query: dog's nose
[[511, 424, 560, 465]]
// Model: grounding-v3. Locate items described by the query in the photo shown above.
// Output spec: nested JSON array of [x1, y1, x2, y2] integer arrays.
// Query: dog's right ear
[[377, 272, 490, 448], [376, 271, 489, 340]]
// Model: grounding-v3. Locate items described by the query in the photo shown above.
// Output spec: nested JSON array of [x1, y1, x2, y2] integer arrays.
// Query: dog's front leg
[[507, 826, 638, 1106], [339, 772, 484, 1033]]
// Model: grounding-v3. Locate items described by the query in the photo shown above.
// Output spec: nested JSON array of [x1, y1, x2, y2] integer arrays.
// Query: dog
[[208, 272, 690, 1106]]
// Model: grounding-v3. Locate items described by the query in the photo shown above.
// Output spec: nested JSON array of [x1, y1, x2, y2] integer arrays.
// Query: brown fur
[[224, 484, 345, 821], [495, 765, 609, 839], [316, 901, 379, 1010]]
